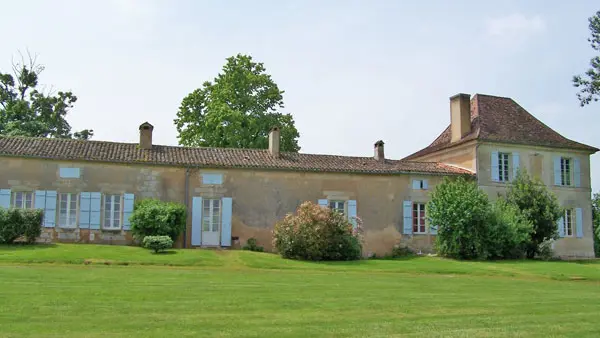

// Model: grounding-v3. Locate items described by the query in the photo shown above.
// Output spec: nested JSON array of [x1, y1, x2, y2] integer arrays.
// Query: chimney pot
[[374, 140, 385, 162], [449, 93, 471, 142], [268, 126, 280, 158], [139, 122, 154, 150]]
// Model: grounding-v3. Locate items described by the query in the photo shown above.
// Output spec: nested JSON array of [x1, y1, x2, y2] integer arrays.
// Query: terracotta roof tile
[[404, 94, 598, 160], [0, 136, 471, 176]]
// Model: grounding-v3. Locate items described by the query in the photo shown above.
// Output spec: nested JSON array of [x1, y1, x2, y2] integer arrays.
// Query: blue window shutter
[[557, 216, 565, 238], [221, 197, 233, 247], [89, 192, 102, 230], [553, 156, 562, 185], [123, 193, 135, 231], [59, 168, 81, 179], [318, 199, 328, 208], [191, 197, 203, 246], [79, 192, 91, 229], [43, 191, 57, 228], [412, 180, 420, 190], [422, 179, 429, 190], [403, 200, 412, 235], [575, 208, 583, 238], [573, 158, 581, 187], [512, 152, 520, 180], [0, 189, 11, 209], [491, 151, 499, 182], [34, 190, 46, 210], [347, 200, 358, 229]]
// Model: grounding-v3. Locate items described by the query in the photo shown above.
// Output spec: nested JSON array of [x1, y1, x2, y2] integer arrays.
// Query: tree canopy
[[0, 53, 92, 139], [573, 10, 600, 106], [174, 54, 300, 152]]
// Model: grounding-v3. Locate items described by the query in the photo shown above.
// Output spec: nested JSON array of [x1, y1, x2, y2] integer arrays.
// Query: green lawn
[[1, 245, 600, 337]]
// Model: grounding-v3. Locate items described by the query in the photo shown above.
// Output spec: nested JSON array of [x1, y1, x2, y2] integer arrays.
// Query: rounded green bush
[[142, 235, 174, 253], [130, 199, 186, 242]]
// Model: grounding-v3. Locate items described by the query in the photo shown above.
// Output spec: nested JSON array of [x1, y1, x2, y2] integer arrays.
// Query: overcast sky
[[1, 0, 599, 191]]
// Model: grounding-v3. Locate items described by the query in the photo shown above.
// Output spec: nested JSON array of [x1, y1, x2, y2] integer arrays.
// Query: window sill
[[58, 226, 77, 231]]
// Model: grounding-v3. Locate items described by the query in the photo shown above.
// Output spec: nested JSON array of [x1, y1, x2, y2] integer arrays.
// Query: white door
[[202, 198, 221, 246]]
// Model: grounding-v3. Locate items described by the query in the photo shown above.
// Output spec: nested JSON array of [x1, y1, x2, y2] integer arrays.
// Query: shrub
[[485, 200, 533, 259], [592, 193, 600, 257], [142, 235, 174, 253], [0, 208, 22, 244], [242, 238, 264, 252], [428, 176, 492, 260], [536, 240, 555, 261], [273, 201, 362, 261], [376, 245, 415, 259], [20, 209, 44, 244], [0, 208, 43, 244], [505, 170, 563, 258], [130, 199, 186, 241]]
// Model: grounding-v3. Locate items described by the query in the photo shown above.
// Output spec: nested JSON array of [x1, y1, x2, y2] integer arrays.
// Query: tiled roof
[[404, 94, 599, 160], [0, 136, 471, 176]]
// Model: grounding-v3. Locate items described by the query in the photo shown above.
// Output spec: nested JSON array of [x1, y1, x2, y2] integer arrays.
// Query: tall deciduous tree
[[0, 53, 93, 139], [573, 10, 600, 106], [174, 54, 300, 151], [505, 170, 563, 259]]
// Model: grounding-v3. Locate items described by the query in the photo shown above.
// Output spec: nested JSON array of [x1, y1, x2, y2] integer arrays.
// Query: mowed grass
[[1, 245, 600, 337]]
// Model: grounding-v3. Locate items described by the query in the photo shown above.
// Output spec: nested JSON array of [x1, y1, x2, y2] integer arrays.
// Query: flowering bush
[[273, 201, 363, 261]]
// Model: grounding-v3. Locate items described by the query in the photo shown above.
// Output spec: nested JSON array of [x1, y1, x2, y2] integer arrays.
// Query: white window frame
[[329, 200, 346, 216], [498, 152, 510, 182], [413, 202, 427, 234], [560, 157, 572, 186], [59, 193, 78, 228], [12, 191, 33, 209], [564, 208, 574, 237], [103, 194, 122, 230], [202, 198, 221, 232]]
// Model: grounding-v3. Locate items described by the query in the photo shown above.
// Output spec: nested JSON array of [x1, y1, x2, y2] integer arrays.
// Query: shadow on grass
[[151, 250, 177, 255], [0, 243, 58, 251]]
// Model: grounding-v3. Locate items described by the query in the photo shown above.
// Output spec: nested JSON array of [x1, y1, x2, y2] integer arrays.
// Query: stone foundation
[[38, 228, 135, 245]]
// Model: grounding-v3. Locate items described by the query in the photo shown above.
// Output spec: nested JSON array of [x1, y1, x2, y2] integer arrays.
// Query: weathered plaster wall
[[477, 142, 595, 258], [0, 157, 446, 256], [408, 141, 477, 172]]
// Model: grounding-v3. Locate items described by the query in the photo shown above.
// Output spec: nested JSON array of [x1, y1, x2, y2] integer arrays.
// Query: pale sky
[[1, 0, 599, 192]]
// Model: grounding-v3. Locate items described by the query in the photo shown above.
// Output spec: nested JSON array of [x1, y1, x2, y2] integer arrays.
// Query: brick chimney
[[139, 122, 154, 150], [450, 93, 471, 143], [374, 140, 385, 162], [268, 126, 280, 158]]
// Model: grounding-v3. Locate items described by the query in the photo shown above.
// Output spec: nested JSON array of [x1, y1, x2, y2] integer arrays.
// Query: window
[[202, 199, 221, 232], [202, 173, 223, 185], [329, 200, 345, 215], [498, 152, 510, 182], [12, 192, 33, 209], [59, 168, 81, 179], [561, 157, 572, 186], [563, 208, 574, 237], [104, 194, 122, 229], [59, 193, 78, 228], [413, 203, 426, 234], [412, 179, 428, 190]]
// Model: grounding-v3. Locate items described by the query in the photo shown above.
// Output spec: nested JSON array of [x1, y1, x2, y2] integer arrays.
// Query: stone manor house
[[0, 93, 596, 258]]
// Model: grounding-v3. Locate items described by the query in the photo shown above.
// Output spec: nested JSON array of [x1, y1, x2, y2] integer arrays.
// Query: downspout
[[183, 167, 190, 248]]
